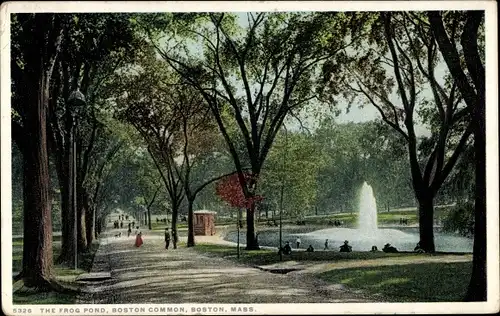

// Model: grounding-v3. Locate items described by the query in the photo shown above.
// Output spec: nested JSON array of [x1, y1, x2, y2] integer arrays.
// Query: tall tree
[[427, 10, 486, 302], [11, 13, 64, 288], [45, 13, 141, 261], [322, 12, 473, 252], [147, 12, 361, 249]]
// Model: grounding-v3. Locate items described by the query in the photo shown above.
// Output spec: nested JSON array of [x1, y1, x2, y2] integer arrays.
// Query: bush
[[442, 202, 474, 237]]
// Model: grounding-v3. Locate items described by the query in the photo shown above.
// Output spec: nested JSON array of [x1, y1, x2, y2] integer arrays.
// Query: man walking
[[164, 228, 171, 250], [296, 237, 301, 249]]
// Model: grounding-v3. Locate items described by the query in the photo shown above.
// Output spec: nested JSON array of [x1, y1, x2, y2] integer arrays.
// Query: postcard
[[1, 1, 498, 315]]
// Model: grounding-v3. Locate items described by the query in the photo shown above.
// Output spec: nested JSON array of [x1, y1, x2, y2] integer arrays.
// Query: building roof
[[193, 210, 217, 214]]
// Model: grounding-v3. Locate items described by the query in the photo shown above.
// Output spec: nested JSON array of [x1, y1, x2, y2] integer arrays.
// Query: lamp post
[[278, 124, 288, 261], [68, 89, 86, 270]]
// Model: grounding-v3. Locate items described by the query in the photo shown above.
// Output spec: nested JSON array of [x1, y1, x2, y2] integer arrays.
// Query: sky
[[157, 11, 455, 138]]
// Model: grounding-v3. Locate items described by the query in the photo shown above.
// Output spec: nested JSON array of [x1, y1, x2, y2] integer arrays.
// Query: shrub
[[442, 202, 474, 237]]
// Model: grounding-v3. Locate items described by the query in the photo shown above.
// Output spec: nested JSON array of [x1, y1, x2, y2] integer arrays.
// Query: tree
[[322, 12, 473, 252], [11, 13, 64, 289], [147, 12, 360, 249], [44, 13, 141, 261], [427, 10, 486, 302]]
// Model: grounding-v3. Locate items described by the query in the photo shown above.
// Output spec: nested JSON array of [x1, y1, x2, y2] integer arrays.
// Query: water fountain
[[358, 182, 378, 234], [224, 181, 474, 252], [296, 182, 417, 251]]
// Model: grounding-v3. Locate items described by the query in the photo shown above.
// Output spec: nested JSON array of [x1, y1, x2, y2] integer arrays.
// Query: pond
[[224, 226, 473, 253]]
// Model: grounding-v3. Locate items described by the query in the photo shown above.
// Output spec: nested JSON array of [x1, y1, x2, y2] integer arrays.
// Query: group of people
[[399, 217, 409, 225], [113, 220, 123, 229], [163, 228, 177, 249], [328, 219, 344, 227]]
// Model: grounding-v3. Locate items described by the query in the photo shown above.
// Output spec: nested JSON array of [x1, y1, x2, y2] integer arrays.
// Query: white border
[[1, 1, 498, 315]]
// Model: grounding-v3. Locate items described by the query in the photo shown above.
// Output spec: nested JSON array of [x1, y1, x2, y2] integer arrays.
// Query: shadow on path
[[77, 229, 376, 304]]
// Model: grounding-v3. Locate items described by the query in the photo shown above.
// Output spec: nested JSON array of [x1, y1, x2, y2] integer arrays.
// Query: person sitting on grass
[[382, 243, 399, 253], [414, 242, 425, 253], [306, 245, 314, 252], [339, 240, 352, 252], [283, 242, 292, 255]]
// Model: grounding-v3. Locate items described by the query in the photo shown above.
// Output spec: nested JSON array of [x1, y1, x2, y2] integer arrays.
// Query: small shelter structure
[[194, 210, 216, 236]]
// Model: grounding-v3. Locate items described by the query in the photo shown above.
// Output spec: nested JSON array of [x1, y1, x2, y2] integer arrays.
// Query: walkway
[[77, 229, 377, 304]]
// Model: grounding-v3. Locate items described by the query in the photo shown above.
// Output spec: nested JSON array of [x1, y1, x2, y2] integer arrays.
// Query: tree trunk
[[56, 171, 73, 264], [465, 99, 486, 301], [171, 206, 179, 249], [187, 199, 195, 247], [245, 203, 259, 250], [417, 194, 436, 253], [147, 207, 152, 230], [21, 74, 54, 288], [85, 200, 95, 248], [77, 193, 88, 252]]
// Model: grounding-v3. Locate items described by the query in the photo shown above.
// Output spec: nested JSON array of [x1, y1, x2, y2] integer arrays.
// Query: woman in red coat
[[135, 231, 143, 247]]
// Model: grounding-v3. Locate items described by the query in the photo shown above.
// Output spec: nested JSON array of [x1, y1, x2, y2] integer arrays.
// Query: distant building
[[194, 210, 216, 236]]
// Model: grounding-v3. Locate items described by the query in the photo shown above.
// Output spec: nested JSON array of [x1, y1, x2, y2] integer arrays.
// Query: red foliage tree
[[216, 173, 263, 209]]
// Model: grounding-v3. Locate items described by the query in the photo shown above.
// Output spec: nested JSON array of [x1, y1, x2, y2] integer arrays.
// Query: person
[[414, 242, 425, 253], [339, 240, 352, 252], [135, 231, 143, 247], [132, 221, 135, 228], [324, 239, 329, 250], [127, 225, 132, 238], [306, 245, 314, 252], [283, 242, 292, 255], [382, 243, 399, 253], [296, 237, 301, 249], [164, 228, 171, 250], [370, 245, 378, 252]]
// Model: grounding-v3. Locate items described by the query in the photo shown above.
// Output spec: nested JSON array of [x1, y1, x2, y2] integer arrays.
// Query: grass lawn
[[193, 243, 472, 302], [194, 243, 419, 266], [316, 261, 472, 302], [12, 239, 100, 304]]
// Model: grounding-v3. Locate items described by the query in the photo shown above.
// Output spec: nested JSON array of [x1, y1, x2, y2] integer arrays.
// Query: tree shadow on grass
[[316, 261, 472, 302]]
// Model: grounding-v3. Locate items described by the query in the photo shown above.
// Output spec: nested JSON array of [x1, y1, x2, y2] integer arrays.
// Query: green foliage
[[442, 202, 474, 237]]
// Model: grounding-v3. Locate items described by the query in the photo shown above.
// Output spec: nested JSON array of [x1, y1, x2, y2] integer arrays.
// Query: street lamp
[[68, 89, 86, 270], [278, 124, 288, 261]]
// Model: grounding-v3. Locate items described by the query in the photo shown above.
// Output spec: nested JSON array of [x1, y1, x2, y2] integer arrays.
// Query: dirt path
[[77, 229, 377, 304]]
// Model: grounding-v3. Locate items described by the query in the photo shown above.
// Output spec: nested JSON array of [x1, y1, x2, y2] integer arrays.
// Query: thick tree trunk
[[85, 199, 95, 247], [465, 99, 486, 301], [21, 75, 54, 288], [417, 194, 436, 253], [245, 203, 259, 250], [187, 199, 195, 247], [77, 193, 87, 252]]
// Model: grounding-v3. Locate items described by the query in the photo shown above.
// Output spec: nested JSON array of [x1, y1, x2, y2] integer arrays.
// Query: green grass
[[12, 239, 100, 304], [193, 243, 417, 266], [13, 291, 76, 304], [316, 261, 472, 302], [150, 222, 188, 231], [194, 243, 471, 302]]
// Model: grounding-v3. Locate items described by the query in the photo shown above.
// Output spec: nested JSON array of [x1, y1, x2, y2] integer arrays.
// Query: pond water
[[224, 227, 473, 253]]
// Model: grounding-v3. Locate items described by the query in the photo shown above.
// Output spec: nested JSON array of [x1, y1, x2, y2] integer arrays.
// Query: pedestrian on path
[[324, 239, 329, 250], [135, 231, 143, 247], [164, 228, 171, 250], [296, 237, 301, 249], [127, 225, 132, 238]]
